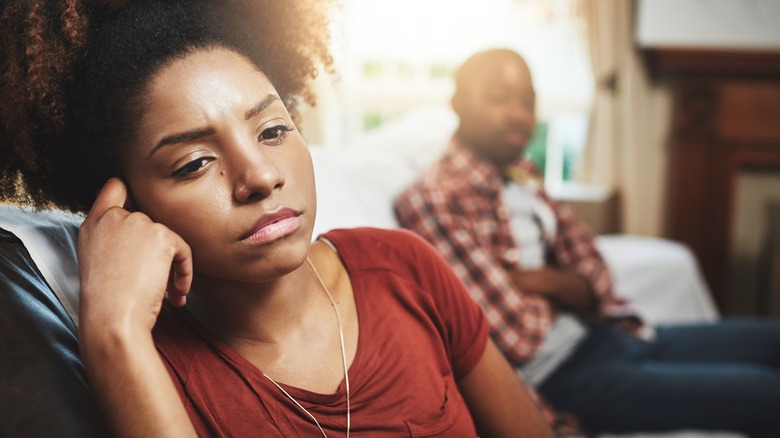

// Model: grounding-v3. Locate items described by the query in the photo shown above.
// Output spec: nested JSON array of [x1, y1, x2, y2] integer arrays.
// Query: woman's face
[[121, 47, 317, 283]]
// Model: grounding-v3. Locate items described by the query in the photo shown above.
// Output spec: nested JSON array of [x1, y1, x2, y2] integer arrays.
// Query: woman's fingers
[[87, 177, 128, 220], [79, 178, 193, 324], [168, 235, 193, 307]]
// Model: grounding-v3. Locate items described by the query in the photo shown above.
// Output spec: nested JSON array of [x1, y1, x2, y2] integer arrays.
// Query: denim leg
[[538, 321, 780, 437], [650, 319, 780, 366]]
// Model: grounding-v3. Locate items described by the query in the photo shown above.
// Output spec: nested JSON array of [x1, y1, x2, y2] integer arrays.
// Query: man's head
[[452, 48, 536, 167]]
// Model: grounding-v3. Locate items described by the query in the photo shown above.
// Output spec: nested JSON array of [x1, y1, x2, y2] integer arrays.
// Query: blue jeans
[[537, 319, 780, 437]]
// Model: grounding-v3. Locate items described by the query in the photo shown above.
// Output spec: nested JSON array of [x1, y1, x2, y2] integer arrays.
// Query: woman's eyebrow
[[245, 94, 280, 120], [147, 95, 280, 159], [148, 127, 215, 158]]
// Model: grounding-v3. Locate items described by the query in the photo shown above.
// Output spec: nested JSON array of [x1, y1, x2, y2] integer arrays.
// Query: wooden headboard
[[646, 48, 780, 314]]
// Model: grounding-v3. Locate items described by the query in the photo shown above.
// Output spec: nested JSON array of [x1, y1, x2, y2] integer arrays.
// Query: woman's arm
[[78, 178, 196, 437], [458, 340, 554, 438], [79, 322, 195, 437]]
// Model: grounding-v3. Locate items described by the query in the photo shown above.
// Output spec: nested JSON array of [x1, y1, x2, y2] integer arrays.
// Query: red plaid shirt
[[394, 139, 637, 433], [394, 139, 635, 364]]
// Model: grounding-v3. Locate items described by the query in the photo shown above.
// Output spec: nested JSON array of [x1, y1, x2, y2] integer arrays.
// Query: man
[[394, 48, 780, 437]]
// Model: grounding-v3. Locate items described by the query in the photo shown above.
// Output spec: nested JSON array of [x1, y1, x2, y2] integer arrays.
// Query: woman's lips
[[242, 209, 302, 245]]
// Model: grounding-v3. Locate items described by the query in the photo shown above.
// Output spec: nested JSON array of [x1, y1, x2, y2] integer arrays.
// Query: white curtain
[[579, 0, 672, 236]]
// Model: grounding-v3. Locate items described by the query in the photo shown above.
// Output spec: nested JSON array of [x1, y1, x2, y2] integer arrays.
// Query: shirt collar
[[445, 138, 504, 191]]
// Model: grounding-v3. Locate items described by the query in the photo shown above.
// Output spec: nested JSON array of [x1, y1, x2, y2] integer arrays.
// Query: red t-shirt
[[153, 228, 489, 437]]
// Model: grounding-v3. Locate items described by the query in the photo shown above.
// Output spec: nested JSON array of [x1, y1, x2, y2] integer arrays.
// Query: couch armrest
[[0, 228, 107, 437]]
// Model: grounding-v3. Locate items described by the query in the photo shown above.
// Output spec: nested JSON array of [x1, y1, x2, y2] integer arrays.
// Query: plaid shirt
[[394, 139, 638, 434], [394, 139, 637, 365]]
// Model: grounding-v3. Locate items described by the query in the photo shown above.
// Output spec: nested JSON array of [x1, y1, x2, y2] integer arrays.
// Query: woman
[[0, 0, 553, 436]]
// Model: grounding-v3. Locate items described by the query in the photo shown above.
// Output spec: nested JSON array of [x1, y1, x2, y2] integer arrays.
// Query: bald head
[[454, 49, 531, 99], [451, 48, 536, 167]]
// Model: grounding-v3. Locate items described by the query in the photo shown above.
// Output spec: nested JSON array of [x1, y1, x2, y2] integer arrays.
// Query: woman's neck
[[183, 241, 357, 393], [184, 260, 326, 346]]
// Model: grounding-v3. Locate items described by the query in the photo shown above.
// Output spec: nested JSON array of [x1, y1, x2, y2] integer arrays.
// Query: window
[[303, 0, 593, 185]]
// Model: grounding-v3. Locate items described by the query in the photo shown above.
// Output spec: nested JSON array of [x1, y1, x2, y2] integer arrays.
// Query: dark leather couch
[[0, 225, 107, 436]]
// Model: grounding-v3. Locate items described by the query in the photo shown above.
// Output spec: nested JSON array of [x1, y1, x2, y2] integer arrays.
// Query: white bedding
[[597, 235, 719, 325]]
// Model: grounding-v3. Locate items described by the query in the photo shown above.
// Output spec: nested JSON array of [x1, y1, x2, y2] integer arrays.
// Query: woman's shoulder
[[321, 227, 432, 253], [321, 226, 422, 242], [319, 227, 441, 272]]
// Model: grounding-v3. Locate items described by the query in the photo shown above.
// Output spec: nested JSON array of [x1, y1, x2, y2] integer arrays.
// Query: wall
[[636, 0, 780, 50], [729, 170, 780, 315], [636, 0, 780, 313]]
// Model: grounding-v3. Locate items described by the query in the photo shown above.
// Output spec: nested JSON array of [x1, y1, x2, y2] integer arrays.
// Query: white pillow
[[310, 105, 457, 237]]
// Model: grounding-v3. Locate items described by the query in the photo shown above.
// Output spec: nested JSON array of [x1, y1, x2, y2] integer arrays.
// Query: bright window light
[[308, 0, 593, 184]]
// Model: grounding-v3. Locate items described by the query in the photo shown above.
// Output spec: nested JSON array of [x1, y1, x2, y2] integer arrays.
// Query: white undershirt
[[501, 181, 555, 269], [501, 181, 587, 385]]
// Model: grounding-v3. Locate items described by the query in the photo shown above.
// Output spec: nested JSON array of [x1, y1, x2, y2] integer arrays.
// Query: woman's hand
[[78, 177, 193, 332], [78, 178, 197, 437]]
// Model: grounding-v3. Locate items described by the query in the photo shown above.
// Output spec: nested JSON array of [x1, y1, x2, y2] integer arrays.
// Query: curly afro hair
[[0, 0, 334, 212]]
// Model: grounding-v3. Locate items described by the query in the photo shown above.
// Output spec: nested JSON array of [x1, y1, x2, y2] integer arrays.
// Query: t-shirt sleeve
[[394, 229, 490, 380]]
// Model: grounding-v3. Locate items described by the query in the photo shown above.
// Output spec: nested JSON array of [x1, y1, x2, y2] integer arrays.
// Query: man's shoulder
[[397, 155, 467, 200]]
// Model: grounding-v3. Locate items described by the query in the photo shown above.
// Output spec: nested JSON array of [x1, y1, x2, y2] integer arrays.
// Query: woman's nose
[[229, 142, 286, 204]]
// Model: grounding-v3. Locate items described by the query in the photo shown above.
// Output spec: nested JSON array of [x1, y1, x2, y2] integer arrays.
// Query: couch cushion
[[0, 205, 82, 324], [0, 222, 106, 436]]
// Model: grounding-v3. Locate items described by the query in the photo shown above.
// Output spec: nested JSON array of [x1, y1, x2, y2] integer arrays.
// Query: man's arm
[[536, 187, 639, 321], [507, 266, 597, 317]]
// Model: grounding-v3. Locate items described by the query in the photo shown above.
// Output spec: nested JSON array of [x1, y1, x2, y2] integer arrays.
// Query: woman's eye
[[172, 157, 213, 178], [258, 124, 294, 146]]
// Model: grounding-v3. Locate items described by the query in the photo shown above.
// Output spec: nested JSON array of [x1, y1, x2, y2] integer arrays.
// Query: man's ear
[[451, 93, 462, 117]]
